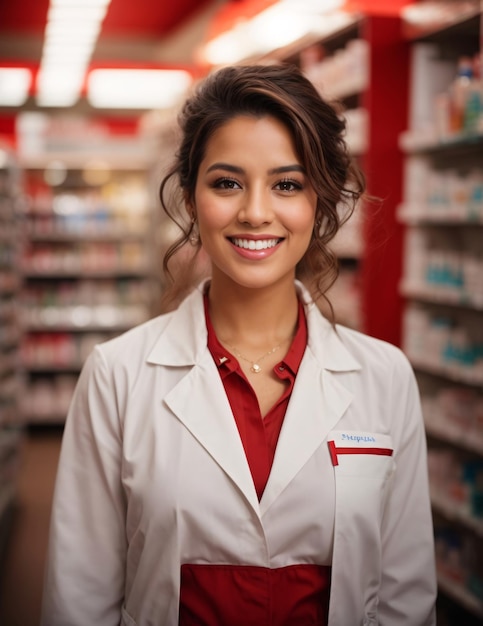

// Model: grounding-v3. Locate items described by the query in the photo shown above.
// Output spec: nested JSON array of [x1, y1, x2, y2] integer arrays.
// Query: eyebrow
[[205, 162, 306, 175]]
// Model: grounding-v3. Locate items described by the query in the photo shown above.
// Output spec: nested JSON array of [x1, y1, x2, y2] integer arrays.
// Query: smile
[[230, 238, 281, 250]]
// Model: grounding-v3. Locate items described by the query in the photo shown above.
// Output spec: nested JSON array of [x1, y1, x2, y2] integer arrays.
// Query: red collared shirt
[[204, 293, 308, 500], [178, 295, 330, 626]]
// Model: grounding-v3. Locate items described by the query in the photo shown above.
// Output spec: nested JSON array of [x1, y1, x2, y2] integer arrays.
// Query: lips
[[230, 237, 282, 250]]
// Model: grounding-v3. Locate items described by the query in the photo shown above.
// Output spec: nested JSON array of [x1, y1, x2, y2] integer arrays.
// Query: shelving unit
[[399, 3, 483, 621], [0, 143, 25, 567], [18, 141, 155, 424], [257, 11, 409, 343]]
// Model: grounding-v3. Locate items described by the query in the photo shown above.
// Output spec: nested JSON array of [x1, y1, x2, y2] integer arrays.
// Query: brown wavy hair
[[159, 63, 365, 311]]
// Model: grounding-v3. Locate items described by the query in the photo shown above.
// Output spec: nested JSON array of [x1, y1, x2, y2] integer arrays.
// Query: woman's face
[[190, 114, 317, 293]]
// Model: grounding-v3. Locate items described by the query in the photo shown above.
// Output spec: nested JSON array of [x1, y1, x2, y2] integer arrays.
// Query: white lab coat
[[41, 281, 437, 626]]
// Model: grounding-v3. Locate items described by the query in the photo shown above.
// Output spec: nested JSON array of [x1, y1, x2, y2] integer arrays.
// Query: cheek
[[196, 200, 233, 243], [286, 203, 316, 236]]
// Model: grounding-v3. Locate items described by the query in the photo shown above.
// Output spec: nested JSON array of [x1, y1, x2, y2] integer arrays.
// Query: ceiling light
[[36, 0, 112, 107], [202, 0, 344, 65], [87, 69, 193, 110], [47, 5, 108, 24], [0, 68, 32, 106], [250, 6, 314, 51], [45, 22, 101, 41], [36, 68, 85, 106], [50, 0, 111, 7]]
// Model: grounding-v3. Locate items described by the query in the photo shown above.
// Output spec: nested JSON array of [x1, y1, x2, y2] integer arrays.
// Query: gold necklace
[[222, 339, 286, 374]]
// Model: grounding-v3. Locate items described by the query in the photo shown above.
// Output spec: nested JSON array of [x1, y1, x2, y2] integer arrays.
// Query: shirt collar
[[147, 278, 361, 374], [203, 292, 307, 379]]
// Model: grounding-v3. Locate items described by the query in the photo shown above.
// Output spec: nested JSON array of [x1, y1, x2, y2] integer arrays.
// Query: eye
[[212, 177, 241, 190], [275, 178, 303, 192]]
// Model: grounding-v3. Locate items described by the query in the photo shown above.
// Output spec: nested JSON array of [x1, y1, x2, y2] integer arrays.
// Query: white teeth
[[232, 238, 279, 250]]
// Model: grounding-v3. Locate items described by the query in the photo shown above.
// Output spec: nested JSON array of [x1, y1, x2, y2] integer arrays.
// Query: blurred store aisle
[[0, 429, 62, 626]]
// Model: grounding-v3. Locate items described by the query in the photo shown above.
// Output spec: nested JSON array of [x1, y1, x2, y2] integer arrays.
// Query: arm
[[41, 346, 127, 626], [378, 353, 437, 625]]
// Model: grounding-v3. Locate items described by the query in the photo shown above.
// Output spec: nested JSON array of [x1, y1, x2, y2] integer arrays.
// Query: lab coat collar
[[147, 279, 362, 374], [147, 283, 209, 367]]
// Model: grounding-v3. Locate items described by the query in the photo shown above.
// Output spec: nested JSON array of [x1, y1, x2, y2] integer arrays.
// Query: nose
[[237, 186, 274, 227]]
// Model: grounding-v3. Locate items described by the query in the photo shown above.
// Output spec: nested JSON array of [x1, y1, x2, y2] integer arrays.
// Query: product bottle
[[464, 53, 483, 134], [450, 57, 473, 134]]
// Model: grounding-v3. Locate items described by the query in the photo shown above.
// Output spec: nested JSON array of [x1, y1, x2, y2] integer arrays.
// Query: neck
[[207, 277, 300, 349]]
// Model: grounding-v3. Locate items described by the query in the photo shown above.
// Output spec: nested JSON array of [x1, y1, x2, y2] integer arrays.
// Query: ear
[[184, 192, 196, 221]]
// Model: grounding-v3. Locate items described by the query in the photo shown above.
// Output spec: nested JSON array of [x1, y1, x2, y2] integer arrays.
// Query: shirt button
[[278, 365, 285, 371]]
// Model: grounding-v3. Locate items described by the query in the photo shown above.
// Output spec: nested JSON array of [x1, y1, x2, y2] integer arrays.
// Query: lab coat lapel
[[260, 294, 361, 515], [260, 351, 353, 515], [164, 353, 260, 515], [147, 285, 260, 516]]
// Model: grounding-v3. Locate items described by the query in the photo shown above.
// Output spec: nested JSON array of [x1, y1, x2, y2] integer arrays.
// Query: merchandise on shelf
[[434, 522, 483, 612], [400, 8, 483, 620], [401, 48, 483, 150], [302, 38, 369, 101], [421, 382, 483, 453], [19, 149, 155, 424], [401, 156, 483, 222], [428, 446, 483, 520], [0, 143, 25, 567], [401, 225, 483, 308], [403, 304, 483, 384], [317, 265, 361, 331], [18, 375, 77, 423], [26, 173, 149, 237]]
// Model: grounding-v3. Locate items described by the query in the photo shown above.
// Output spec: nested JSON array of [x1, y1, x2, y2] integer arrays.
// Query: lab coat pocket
[[121, 606, 138, 626], [328, 430, 394, 478], [328, 430, 395, 530], [328, 431, 394, 625]]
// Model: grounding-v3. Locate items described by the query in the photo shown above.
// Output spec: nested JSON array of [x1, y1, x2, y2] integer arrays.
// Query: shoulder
[[88, 284, 206, 373], [87, 311, 177, 378], [338, 324, 410, 369], [307, 304, 414, 388], [300, 282, 412, 381], [333, 323, 418, 398]]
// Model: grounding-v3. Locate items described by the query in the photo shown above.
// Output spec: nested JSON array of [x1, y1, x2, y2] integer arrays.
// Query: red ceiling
[[0, 0, 50, 33], [0, 0, 212, 38], [0, 0, 417, 57]]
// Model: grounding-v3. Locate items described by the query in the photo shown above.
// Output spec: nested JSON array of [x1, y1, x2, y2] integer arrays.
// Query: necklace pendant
[[251, 363, 261, 373]]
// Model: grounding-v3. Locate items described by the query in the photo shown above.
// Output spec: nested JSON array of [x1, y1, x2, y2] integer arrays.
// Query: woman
[[41, 64, 437, 625]]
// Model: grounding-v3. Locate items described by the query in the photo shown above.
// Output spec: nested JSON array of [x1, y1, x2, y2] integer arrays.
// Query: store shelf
[[18, 152, 155, 425], [400, 282, 483, 312], [425, 417, 483, 457], [0, 145, 25, 567], [20, 412, 67, 424], [437, 572, 483, 620], [18, 151, 152, 171], [410, 356, 483, 388], [397, 203, 483, 225], [401, 7, 483, 620], [399, 131, 483, 156], [258, 13, 363, 63], [402, 3, 481, 44], [23, 304, 148, 331], [24, 364, 85, 373], [431, 488, 483, 537], [22, 267, 149, 279], [27, 231, 147, 243]]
